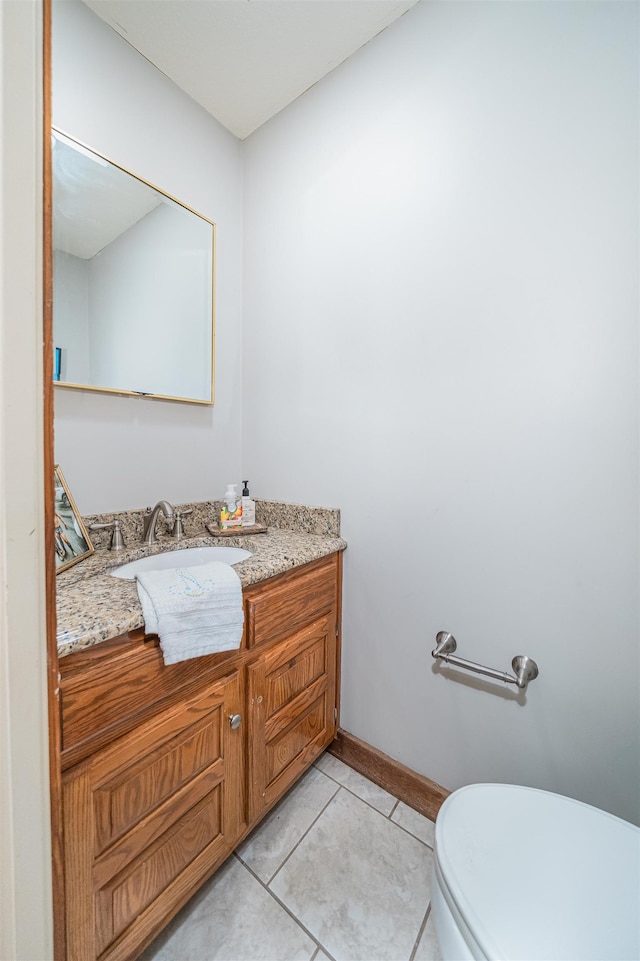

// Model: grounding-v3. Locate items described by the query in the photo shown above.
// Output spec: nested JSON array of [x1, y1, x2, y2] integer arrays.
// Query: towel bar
[[432, 632, 539, 691]]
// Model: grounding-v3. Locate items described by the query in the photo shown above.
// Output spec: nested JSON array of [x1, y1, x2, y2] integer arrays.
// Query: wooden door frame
[[43, 0, 65, 956]]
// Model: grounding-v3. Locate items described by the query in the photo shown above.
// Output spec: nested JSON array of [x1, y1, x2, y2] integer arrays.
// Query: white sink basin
[[111, 546, 252, 580]]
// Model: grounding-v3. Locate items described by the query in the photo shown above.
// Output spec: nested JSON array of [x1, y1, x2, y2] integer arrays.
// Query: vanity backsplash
[[83, 499, 341, 551]]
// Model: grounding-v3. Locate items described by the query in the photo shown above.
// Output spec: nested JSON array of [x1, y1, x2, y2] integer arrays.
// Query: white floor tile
[[139, 855, 317, 961], [314, 752, 397, 815], [270, 787, 433, 961], [391, 802, 435, 849], [237, 766, 339, 882], [413, 914, 442, 961]]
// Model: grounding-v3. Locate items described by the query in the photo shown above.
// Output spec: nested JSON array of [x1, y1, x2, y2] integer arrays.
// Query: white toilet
[[431, 783, 640, 961]]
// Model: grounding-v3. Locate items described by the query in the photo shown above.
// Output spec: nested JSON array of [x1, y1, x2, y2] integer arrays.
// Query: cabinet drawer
[[245, 555, 337, 650]]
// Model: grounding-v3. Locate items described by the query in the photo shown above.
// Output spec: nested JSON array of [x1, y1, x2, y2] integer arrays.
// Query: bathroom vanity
[[56, 507, 344, 961]]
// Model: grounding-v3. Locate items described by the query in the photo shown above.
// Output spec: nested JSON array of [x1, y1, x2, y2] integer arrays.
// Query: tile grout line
[[233, 765, 338, 881], [233, 851, 339, 961], [145, 755, 436, 961], [256, 785, 432, 961], [233, 768, 341, 888], [312, 760, 399, 820], [314, 760, 435, 849], [312, 763, 436, 959], [265, 781, 341, 886], [232, 777, 344, 961], [388, 815, 436, 851], [233, 760, 433, 961], [408, 902, 432, 961]]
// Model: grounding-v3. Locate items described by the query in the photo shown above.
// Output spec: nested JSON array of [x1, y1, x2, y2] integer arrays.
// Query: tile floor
[[140, 752, 443, 961]]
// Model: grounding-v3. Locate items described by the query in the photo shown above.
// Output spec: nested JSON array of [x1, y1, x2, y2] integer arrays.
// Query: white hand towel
[[136, 561, 244, 665]]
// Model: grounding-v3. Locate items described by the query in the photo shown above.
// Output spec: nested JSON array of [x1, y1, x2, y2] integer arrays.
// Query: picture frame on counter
[[54, 465, 94, 573]]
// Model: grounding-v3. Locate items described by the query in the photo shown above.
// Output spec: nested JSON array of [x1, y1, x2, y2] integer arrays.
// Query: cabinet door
[[63, 669, 244, 961], [247, 613, 337, 820]]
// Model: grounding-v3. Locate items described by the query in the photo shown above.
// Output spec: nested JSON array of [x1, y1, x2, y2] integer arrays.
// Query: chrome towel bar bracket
[[432, 632, 539, 691]]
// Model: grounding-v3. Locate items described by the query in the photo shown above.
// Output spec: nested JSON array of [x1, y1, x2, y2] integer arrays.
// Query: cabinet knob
[[228, 713, 242, 730]]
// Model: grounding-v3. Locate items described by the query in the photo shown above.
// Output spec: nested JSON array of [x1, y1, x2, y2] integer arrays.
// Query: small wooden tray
[[206, 523, 268, 537]]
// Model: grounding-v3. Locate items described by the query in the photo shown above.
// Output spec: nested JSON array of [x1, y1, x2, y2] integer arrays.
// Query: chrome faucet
[[142, 500, 175, 544]]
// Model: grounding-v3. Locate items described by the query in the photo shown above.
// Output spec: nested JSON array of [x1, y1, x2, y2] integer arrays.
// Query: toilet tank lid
[[435, 783, 640, 961]]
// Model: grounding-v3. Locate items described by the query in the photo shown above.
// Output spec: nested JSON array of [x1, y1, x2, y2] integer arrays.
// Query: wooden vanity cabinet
[[59, 552, 342, 961]]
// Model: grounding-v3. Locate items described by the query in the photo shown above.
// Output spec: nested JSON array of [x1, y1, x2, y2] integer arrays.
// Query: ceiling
[[52, 131, 164, 258], [81, 0, 419, 139]]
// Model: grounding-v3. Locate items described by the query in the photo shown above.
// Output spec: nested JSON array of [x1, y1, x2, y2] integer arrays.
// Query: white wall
[[243, 1, 640, 822], [52, 0, 243, 513], [0, 2, 52, 958], [88, 203, 212, 399], [54, 248, 90, 382]]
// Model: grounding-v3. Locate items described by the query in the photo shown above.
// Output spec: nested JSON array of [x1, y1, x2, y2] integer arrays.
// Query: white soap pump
[[223, 484, 239, 511]]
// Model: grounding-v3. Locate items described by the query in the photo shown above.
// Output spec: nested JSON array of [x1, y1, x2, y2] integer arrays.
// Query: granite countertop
[[56, 500, 346, 658]]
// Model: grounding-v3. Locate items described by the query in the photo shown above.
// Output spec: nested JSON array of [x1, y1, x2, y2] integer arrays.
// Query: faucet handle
[[89, 518, 126, 551], [172, 508, 193, 539]]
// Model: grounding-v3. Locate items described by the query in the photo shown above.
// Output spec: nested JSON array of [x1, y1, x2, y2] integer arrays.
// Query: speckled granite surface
[[83, 499, 340, 549], [255, 500, 340, 536], [57, 500, 345, 658]]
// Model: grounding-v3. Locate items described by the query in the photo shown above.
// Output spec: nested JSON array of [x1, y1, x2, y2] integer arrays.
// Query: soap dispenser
[[220, 484, 242, 530], [241, 480, 256, 527]]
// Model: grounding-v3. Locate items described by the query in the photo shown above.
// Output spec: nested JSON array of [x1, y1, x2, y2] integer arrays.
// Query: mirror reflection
[[52, 129, 215, 403]]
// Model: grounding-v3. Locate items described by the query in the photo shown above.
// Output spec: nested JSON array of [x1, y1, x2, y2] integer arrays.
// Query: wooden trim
[[62, 765, 96, 961], [334, 550, 343, 726], [328, 729, 450, 822], [42, 0, 65, 956]]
